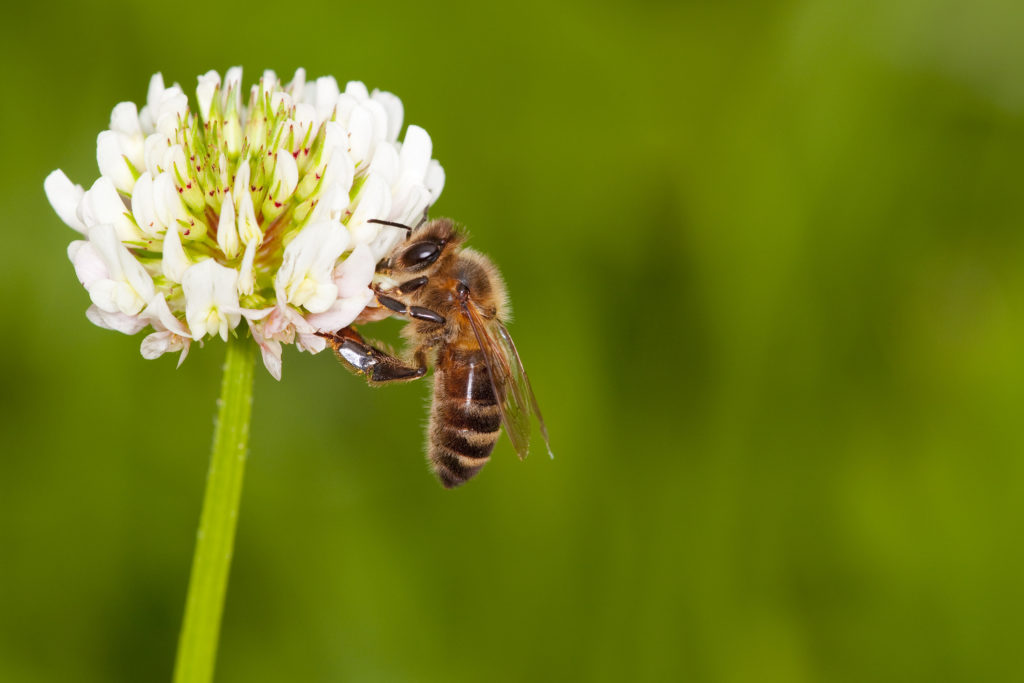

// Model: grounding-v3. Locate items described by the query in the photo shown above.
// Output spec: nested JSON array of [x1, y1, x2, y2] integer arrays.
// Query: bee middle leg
[[316, 327, 427, 384], [375, 293, 446, 325]]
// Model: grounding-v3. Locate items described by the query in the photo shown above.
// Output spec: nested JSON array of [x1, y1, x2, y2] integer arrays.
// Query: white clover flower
[[45, 68, 445, 379]]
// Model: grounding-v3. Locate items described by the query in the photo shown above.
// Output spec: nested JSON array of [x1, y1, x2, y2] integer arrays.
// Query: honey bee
[[317, 217, 551, 488]]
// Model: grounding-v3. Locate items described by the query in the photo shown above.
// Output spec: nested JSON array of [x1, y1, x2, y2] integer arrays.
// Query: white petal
[[270, 90, 293, 115], [276, 221, 334, 288], [140, 329, 189, 364], [182, 259, 241, 341], [117, 255, 156, 310], [114, 281, 143, 314], [140, 330, 175, 359], [44, 170, 87, 233], [154, 113, 178, 140], [152, 171, 180, 229], [223, 66, 243, 111], [87, 223, 124, 274], [292, 104, 316, 142], [196, 70, 221, 122], [79, 176, 142, 242], [147, 74, 165, 108], [110, 101, 141, 136], [368, 143, 400, 187], [323, 144, 354, 195], [399, 125, 432, 186], [333, 244, 376, 297], [296, 331, 327, 354], [276, 220, 350, 309], [217, 190, 239, 258], [86, 305, 148, 334], [131, 172, 163, 237], [234, 163, 260, 245], [88, 223, 154, 315], [290, 307, 316, 335], [237, 239, 257, 296], [334, 93, 359, 128], [139, 73, 166, 133], [344, 81, 370, 100], [392, 185, 431, 227], [312, 76, 340, 121], [110, 102, 145, 166], [347, 173, 390, 244], [167, 145, 189, 185], [272, 150, 299, 200], [97, 130, 136, 194], [240, 305, 273, 321], [154, 89, 189, 139], [143, 133, 172, 176], [68, 240, 107, 289], [162, 224, 190, 283], [310, 148, 353, 224], [233, 160, 250, 198], [305, 288, 374, 332], [425, 159, 445, 203], [249, 320, 283, 381], [304, 283, 339, 314], [346, 105, 374, 164], [261, 70, 279, 98], [362, 99, 388, 145], [371, 89, 404, 143], [89, 279, 121, 313], [261, 305, 292, 340], [260, 345, 283, 380], [368, 228, 406, 262], [236, 182, 261, 246], [143, 293, 190, 336], [212, 268, 241, 334], [288, 67, 306, 98], [308, 185, 339, 225], [311, 222, 351, 273]]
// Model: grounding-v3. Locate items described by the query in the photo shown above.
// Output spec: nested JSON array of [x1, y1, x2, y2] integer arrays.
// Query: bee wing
[[494, 320, 552, 459], [462, 301, 552, 461]]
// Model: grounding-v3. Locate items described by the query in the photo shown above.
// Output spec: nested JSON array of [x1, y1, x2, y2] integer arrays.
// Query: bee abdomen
[[431, 428, 500, 488], [428, 352, 502, 488]]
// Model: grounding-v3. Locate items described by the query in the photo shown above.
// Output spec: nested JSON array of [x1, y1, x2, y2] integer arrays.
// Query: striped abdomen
[[429, 346, 502, 488]]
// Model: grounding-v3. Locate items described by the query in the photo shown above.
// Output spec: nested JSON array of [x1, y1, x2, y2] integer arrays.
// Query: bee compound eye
[[401, 241, 442, 270]]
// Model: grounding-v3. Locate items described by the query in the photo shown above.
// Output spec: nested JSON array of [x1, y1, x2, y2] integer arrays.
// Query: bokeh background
[[3, 0, 1024, 681]]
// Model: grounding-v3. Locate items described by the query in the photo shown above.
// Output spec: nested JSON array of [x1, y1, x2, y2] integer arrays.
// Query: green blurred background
[[3, 0, 1024, 681]]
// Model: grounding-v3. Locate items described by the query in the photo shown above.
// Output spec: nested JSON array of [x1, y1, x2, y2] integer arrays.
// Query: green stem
[[173, 334, 256, 683]]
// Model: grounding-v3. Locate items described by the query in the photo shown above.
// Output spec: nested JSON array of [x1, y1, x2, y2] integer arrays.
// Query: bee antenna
[[414, 205, 431, 230], [368, 218, 413, 235]]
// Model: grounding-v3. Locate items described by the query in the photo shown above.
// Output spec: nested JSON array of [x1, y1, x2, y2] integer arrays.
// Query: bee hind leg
[[316, 327, 427, 384]]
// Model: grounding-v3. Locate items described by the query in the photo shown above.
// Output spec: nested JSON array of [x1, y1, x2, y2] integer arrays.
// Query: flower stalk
[[173, 333, 256, 683]]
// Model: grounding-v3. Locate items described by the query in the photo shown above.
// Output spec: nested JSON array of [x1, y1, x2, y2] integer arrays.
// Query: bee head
[[378, 218, 465, 275]]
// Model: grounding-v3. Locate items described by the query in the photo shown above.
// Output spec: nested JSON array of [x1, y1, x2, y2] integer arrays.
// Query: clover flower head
[[46, 68, 446, 379]]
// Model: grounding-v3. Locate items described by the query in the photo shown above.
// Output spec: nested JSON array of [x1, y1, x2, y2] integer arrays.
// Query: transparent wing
[[495, 321, 552, 459], [462, 301, 552, 461]]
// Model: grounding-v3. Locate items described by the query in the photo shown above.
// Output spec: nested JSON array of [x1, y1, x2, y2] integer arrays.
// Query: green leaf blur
[[3, 1, 1024, 681]]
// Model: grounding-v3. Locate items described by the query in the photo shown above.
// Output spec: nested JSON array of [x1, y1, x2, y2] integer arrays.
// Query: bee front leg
[[316, 327, 427, 384]]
